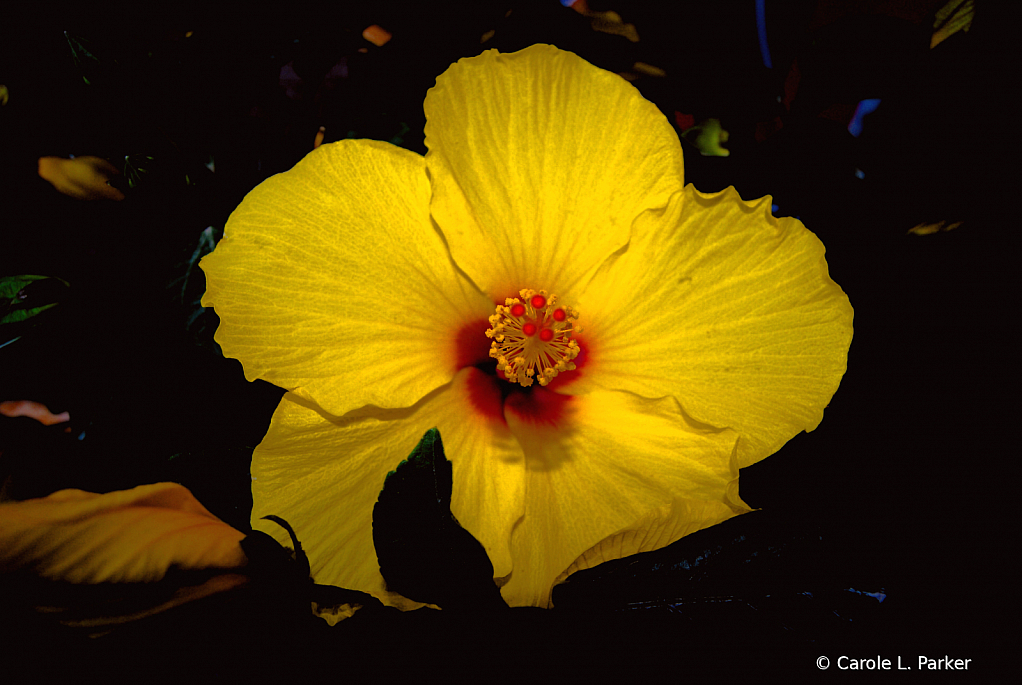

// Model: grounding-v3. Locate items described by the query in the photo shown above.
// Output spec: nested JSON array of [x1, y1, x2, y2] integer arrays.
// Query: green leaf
[[64, 31, 101, 86], [0, 276, 69, 348], [373, 428, 507, 611], [123, 154, 156, 190], [0, 302, 57, 326], [0, 275, 51, 302]]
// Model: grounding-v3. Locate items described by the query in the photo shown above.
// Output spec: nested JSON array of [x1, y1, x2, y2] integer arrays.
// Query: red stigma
[[531, 295, 546, 309], [552, 308, 566, 322], [539, 328, 554, 342], [522, 322, 538, 336], [510, 303, 526, 317]]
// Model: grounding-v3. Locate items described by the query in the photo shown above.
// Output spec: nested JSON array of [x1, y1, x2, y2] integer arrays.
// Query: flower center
[[485, 289, 581, 387]]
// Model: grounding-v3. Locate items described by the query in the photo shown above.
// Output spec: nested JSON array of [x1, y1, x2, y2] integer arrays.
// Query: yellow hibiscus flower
[[200, 44, 852, 608]]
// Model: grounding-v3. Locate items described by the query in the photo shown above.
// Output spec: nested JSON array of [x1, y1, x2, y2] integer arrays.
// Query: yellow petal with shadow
[[424, 44, 685, 302], [251, 367, 525, 608], [201, 139, 493, 418], [574, 185, 853, 468], [502, 388, 745, 607]]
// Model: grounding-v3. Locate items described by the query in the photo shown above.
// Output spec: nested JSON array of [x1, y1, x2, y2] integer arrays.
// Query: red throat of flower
[[485, 289, 582, 387]]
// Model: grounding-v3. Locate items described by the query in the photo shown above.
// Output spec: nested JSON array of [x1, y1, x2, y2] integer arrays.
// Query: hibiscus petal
[[251, 368, 524, 607], [556, 497, 749, 584], [574, 185, 854, 468], [0, 483, 246, 583], [424, 44, 685, 301], [502, 388, 746, 607], [201, 139, 493, 417]]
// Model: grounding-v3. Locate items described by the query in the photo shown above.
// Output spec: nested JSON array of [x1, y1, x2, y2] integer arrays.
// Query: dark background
[[1, 1, 1013, 681]]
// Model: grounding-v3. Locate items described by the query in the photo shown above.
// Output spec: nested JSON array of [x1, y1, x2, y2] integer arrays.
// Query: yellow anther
[[485, 288, 581, 387]]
